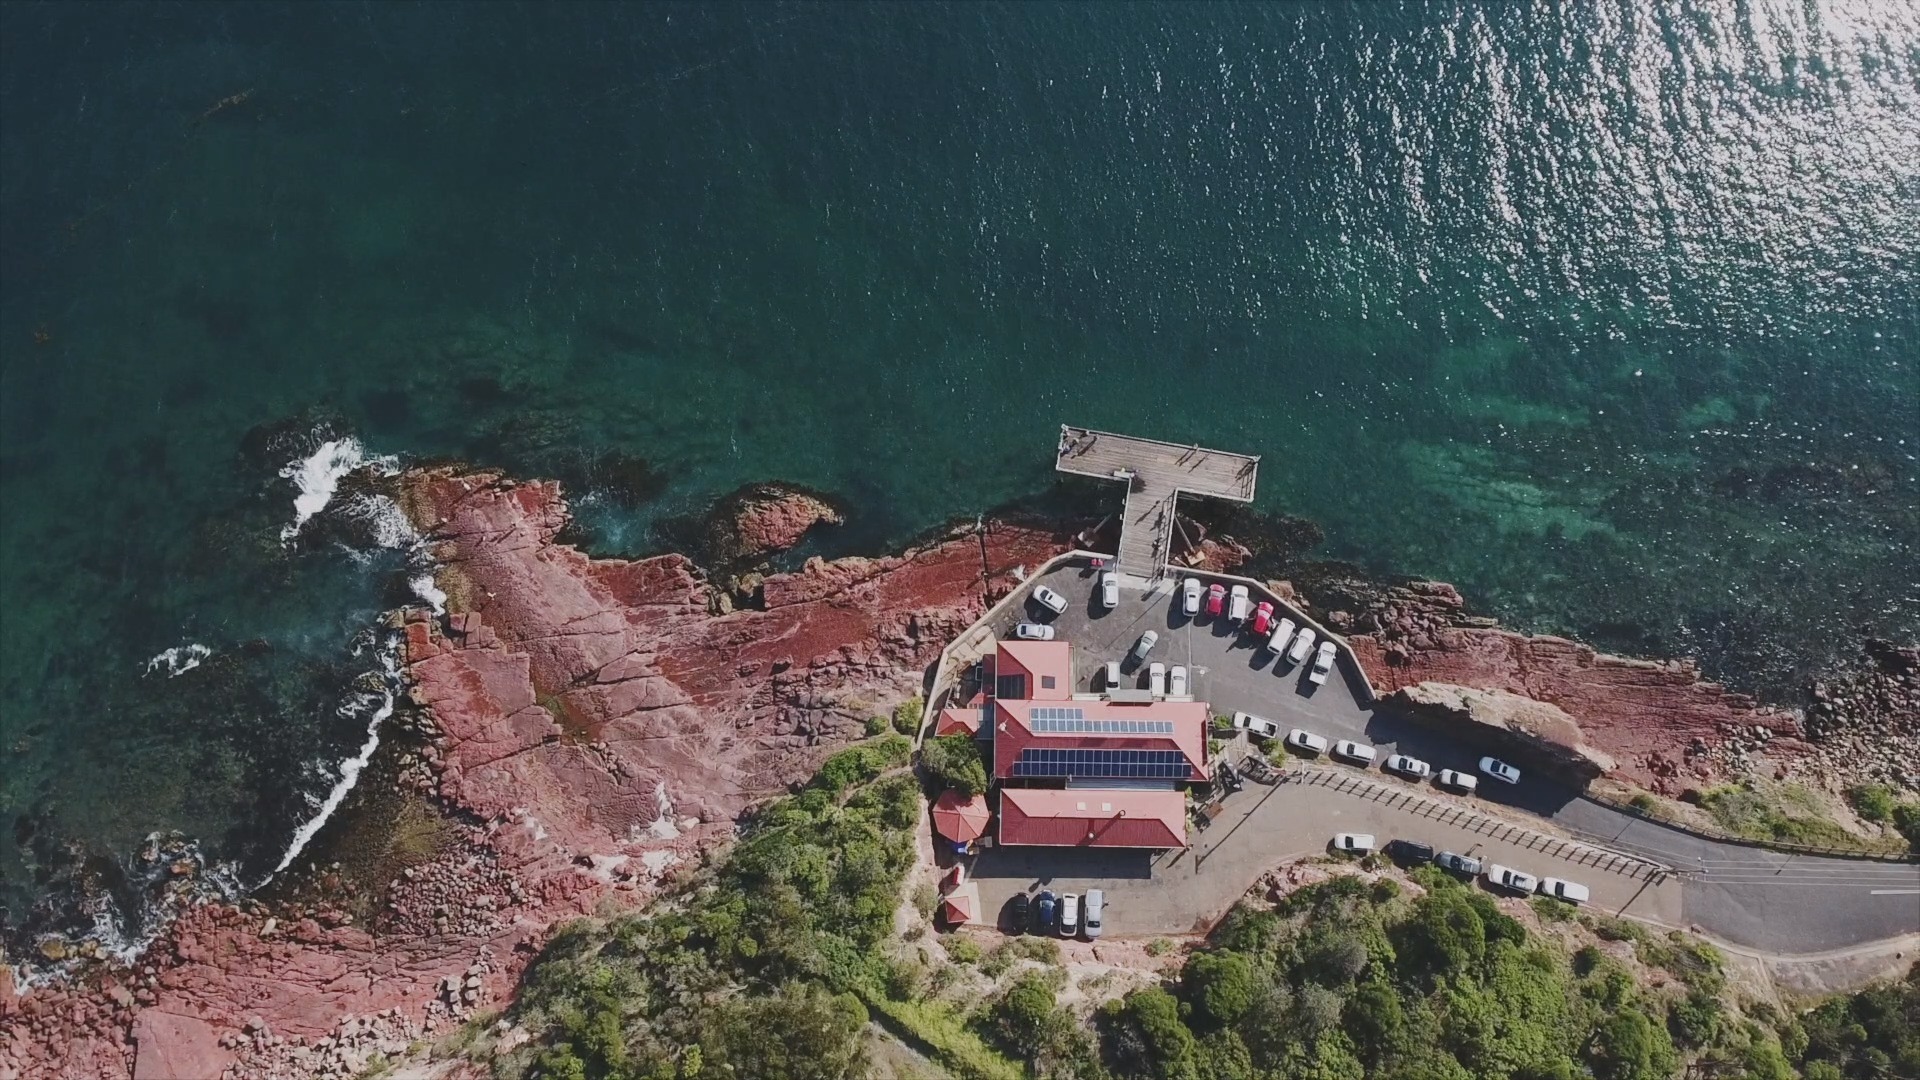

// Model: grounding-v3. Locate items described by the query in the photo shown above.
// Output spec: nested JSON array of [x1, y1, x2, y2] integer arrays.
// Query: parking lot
[[964, 558, 1920, 950], [970, 560, 1683, 935]]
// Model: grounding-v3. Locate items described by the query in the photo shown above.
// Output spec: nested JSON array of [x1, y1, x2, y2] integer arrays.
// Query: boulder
[[1385, 682, 1615, 786]]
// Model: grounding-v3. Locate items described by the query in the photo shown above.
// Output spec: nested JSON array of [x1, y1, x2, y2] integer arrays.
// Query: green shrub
[[1531, 895, 1576, 922], [1893, 803, 1920, 850], [1848, 783, 1896, 823], [865, 715, 889, 737], [893, 697, 924, 736], [943, 935, 984, 965], [920, 734, 989, 796], [1183, 951, 1258, 1029], [986, 973, 1064, 1060]]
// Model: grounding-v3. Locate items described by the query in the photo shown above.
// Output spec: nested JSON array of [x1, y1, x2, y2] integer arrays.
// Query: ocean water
[[2, 1, 1915, 954]]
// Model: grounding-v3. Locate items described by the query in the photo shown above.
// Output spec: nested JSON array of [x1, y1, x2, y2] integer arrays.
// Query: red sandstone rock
[[1335, 578, 1805, 793], [2, 467, 1067, 1080], [131, 1011, 230, 1080], [710, 482, 843, 563]]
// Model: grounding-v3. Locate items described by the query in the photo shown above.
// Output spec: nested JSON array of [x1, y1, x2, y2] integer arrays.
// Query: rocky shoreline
[[3, 467, 1911, 1080]]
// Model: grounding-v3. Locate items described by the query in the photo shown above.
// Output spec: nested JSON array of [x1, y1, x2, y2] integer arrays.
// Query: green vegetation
[[1093, 873, 1680, 1080], [1846, 783, 1896, 823], [500, 734, 1020, 1080], [1895, 803, 1920, 849], [921, 733, 989, 796], [1699, 783, 1865, 850], [894, 696, 925, 737], [866, 714, 890, 737], [493, 729, 1920, 1080]]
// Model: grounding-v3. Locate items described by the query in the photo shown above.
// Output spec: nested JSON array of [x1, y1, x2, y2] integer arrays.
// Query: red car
[[1205, 583, 1226, 617], [1251, 601, 1275, 635]]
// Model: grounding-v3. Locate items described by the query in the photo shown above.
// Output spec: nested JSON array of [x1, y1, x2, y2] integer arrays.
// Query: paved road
[[976, 562, 1920, 952]]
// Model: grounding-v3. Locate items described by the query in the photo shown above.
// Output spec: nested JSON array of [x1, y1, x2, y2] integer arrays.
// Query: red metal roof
[[934, 704, 982, 737], [997, 787, 1187, 849], [989, 697, 1210, 781], [995, 640, 1072, 700]]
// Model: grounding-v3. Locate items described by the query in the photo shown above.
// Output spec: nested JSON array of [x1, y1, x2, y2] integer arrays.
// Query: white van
[[1227, 583, 1251, 622], [1147, 662, 1167, 697], [1058, 893, 1080, 937], [1103, 661, 1122, 690]]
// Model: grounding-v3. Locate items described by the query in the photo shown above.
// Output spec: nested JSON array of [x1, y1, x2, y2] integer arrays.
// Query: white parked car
[[1032, 585, 1069, 614], [1484, 864, 1539, 894], [1286, 627, 1318, 665], [1435, 769, 1479, 794], [1227, 584, 1251, 622], [1479, 757, 1523, 784], [1181, 577, 1202, 616], [1384, 754, 1431, 779], [1082, 889, 1104, 939], [1285, 728, 1330, 755], [1233, 712, 1280, 740], [1147, 662, 1167, 697], [1265, 617, 1297, 655], [1168, 665, 1189, 697], [1332, 833, 1376, 855], [1308, 641, 1337, 685], [1332, 739, 1376, 765], [1537, 878, 1590, 904], [1099, 571, 1119, 609], [1058, 892, 1080, 936], [1103, 661, 1122, 689], [1014, 623, 1056, 640], [1131, 630, 1158, 661]]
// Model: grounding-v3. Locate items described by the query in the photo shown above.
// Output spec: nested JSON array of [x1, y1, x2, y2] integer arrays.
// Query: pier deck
[[1055, 426, 1259, 580]]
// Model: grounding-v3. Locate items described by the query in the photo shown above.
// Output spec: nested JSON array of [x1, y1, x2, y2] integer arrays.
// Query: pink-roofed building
[[934, 637, 1209, 848], [991, 640, 1073, 702], [997, 787, 1187, 849]]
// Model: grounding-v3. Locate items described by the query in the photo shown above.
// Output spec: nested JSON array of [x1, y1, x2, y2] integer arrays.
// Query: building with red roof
[[954, 637, 1208, 850], [998, 787, 1187, 849]]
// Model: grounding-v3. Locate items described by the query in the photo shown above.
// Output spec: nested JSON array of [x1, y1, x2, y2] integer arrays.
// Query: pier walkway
[[1055, 426, 1258, 581]]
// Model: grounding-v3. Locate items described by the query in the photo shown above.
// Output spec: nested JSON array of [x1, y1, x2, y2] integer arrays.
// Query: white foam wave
[[278, 437, 397, 544], [411, 573, 448, 615], [144, 643, 211, 678], [267, 634, 403, 877]]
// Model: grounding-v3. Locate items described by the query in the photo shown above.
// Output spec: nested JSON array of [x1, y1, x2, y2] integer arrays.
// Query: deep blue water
[[2, 1, 1916, 955]]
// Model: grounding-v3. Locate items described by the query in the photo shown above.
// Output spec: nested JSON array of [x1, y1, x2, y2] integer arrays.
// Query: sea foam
[[278, 437, 397, 544], [145, 643, 211, 677], [267, 633, 403, 877]]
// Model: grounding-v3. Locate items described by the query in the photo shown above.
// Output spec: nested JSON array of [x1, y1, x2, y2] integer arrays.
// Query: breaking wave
[[278, 437, 398, 544], [144, 643, 211, 678], [267, 630, 405, 878]]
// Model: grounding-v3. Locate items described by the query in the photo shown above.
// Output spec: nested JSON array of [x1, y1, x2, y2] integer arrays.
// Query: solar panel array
[[1013, 748, 1191, 779], [1029, 709, 1176, 736]]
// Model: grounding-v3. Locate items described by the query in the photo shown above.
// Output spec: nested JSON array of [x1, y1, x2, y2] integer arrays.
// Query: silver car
[[1384, 753, 1431, 779], [1181, 577, 1202, 616], [1168, 665, 1189, 696], [1131, 630, 1159, 661], [1099, 571, 1119, 609]]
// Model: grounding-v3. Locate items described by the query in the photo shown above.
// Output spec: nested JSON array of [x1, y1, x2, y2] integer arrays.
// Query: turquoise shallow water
[[2, 2, 1916, 949]]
